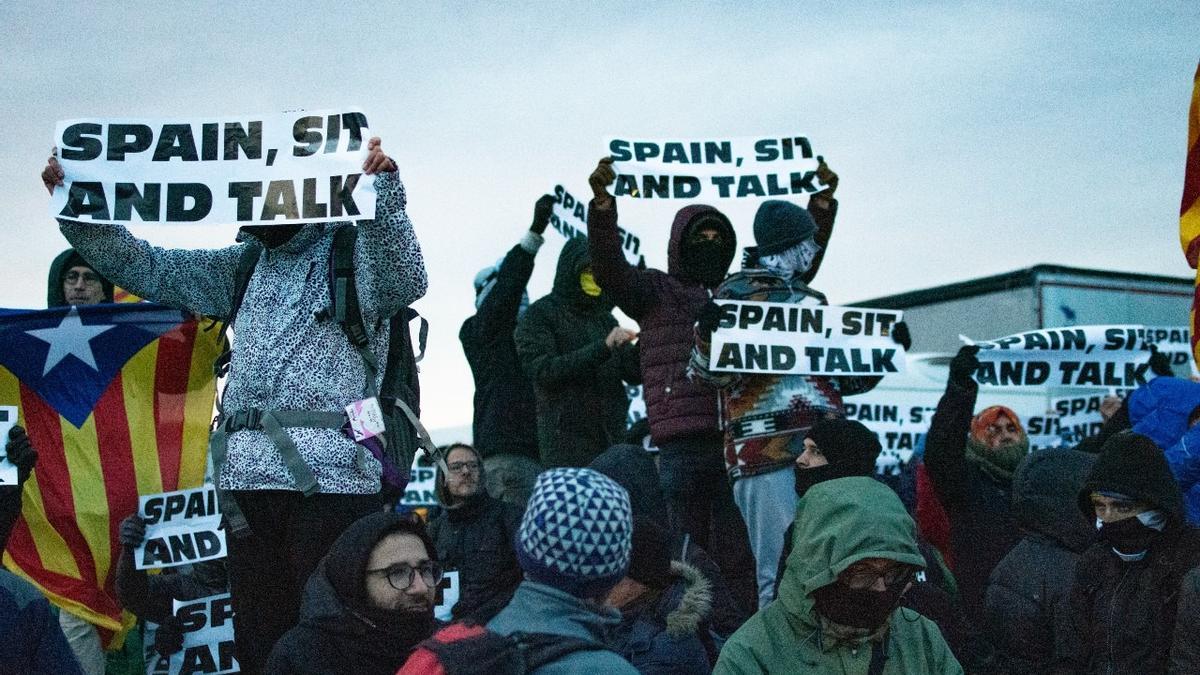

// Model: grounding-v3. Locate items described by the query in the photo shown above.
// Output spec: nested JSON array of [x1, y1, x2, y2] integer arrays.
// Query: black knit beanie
[[1077, 431, 1185, 528], [753, 200, 816, 256], [805, 419, 882, 474]]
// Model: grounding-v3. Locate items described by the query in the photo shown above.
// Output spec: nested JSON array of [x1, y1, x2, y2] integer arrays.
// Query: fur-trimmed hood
[[663, 560, 712, 637]]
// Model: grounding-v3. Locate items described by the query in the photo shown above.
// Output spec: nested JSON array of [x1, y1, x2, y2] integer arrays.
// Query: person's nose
[[869, 576, 888, 592], [407, 572, 431, 596]]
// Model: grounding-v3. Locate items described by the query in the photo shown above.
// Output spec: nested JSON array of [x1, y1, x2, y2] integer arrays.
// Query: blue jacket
[[0, 569, 84, 675], [612, 562, 713, 674], [487, 581, 638, 674], [1130, 376, 1200, 525]]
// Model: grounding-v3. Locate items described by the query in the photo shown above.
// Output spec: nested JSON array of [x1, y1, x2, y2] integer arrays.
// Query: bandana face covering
[[759, 238, 820, 277], [580, 271, 602, 297]]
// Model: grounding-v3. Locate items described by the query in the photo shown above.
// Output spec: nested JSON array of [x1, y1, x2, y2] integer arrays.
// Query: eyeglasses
[[367, 561, 443, 591], [841, 566, 914, 590], [64, 271, 102, 285], [447, 461, 481, 474]]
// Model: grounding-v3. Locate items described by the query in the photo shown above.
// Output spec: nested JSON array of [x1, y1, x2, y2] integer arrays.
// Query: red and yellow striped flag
[[1182, 61, 1200, 364], [0, 303, 220, 646]]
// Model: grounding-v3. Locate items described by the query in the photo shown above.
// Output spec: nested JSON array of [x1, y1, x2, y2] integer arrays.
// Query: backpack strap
[[511, 632, 609, 671], [327, 224, 379, 399], [213, 243, 263, 379]]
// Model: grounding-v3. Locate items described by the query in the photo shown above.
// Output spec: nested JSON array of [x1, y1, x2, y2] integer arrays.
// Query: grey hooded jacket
[[57, 172, 426, 493]]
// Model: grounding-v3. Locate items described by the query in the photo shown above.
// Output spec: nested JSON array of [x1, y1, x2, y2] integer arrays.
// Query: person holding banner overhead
[[587, 156, 756, 615], [43, 134, 427, 674], [690, 190, 910, 612]]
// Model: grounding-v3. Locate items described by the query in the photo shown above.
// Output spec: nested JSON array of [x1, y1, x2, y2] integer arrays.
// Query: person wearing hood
[[774, 420, 982, 670], [485, 467, 639, 673], [921, 345, 1027, 626], [715, 477, 962, 674], [586, 158, 755, 615], [1127, 369, 1200, 525], [43, 139, 427, 673], [265, 512, 441, 675], [1055, 432, 1200, 674], [47, 248, 114, 306], [425, 443, 522, 623], [591, 444, 749, 659], [460, 196, 553, 506], [514, 236, 641, 468], [690, 181, 908, 612], [984, 448, 1095, 673], [605, 516, 715, 674]]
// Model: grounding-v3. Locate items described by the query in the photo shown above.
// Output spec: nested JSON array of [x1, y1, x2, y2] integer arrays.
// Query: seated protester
[[984, 448, 1095, 673], [606, 517, 713, 675], [425, 443, 522, 623], [715, 477, 962, 674], [775, 420, 980, 670], [590, 444, 748, 649], [115, 514, 228, 660], [487, 468, 638, 673], [921, 345, 1027, 624], [1056, 432, 1200, 674], [265, 512, 440, 675]]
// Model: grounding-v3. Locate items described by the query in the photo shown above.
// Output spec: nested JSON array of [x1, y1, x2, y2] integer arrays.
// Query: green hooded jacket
[[715, 477, 962, 674]]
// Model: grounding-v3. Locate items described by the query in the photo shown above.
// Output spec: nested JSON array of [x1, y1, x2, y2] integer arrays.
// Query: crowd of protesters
[[1, 142, 1198, 675]]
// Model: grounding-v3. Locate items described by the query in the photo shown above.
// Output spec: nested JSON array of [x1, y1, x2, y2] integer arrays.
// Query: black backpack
[[215, 224, 433, 497], [404, 624, 607, 675]]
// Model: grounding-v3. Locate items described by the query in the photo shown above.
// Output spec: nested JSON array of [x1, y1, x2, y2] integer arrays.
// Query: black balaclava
[[794, 419, 882, 498], [239, 224, 303, 249], [810, 575, 909, 630], [680, 213, 734, 287]]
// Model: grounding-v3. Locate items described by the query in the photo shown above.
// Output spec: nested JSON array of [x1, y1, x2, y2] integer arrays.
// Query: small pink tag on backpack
[[346, 397, 386, 442]]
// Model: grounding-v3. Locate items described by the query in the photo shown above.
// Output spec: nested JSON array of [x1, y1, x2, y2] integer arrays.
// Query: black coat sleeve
[[923, 379, 979, 509], [471, 244, 536, 344]]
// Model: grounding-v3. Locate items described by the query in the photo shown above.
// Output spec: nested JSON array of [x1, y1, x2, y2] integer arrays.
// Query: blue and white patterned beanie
[[516, 467, 633, 598]]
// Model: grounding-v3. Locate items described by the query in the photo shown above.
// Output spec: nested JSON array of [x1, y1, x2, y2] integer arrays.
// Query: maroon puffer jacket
[[588, 201, 735, 445]]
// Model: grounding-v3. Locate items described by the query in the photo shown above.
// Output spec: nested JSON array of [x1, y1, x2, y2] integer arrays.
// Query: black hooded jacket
[[47, 248, 114, 306], [459, 243, 540, 460], [1055, 433, 1200, 674], [985, 449, 1096, 673], [265, 512, 438, 675], [514, 237, 640, 467]]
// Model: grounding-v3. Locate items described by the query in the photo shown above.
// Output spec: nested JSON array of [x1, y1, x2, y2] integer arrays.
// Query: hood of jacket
[[552, 236, 612, 309], [1129, 376, 1200, 451], [666, 205, 736, 284], [1078, 431, 1187, 532], [47, 248, 114, 306], [661, 561, 712, 637], [1012, 449, 1096, 552], [589, 444, 670, 524], [489, 580, 623, 643], [777, 477, 925, 631]]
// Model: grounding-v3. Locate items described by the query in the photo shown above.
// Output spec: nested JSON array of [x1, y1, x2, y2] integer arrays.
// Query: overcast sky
[[1, 1, 1197, 432]]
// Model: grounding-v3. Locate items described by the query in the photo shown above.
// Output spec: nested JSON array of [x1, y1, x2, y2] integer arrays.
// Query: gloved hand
[[891, 321, 912, 351], [531, 194, 555, 235], [589, 157, 616, 209], [1148, 344, 1175, 378], [153, 617, 185, 656], [948, 345, 980, 387], [696, 301, 724, 339], [4, 425, 37, 480], [119, 514, 147, 549], [813, 155, 839, 199]]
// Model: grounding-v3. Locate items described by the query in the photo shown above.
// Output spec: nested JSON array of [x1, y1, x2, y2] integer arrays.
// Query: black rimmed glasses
[[367, 561, 444, 591]]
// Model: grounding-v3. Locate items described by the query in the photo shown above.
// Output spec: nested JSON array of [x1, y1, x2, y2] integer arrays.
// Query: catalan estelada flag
[[1182, 61, 1200, 364], [0, 303, 220, 646]]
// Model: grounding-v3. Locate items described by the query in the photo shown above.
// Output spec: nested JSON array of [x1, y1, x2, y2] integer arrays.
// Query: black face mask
[[794, 461, 861, 498], [810, 579, 907, 630], [240, 224, 303, 249], [1098, 516, 1161, 555], [682, 239, 728, 287]]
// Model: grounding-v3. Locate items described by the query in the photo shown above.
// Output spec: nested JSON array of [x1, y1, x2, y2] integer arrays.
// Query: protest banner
[[136, 485, 226, 570], [1143, 325, 1200, 377], [843, 389, 940, 474], [435, 570, 460, 623], [605, 135, 830, 201], [710, 301, 905, 376], [147, 593, 238, 675], [400, 452, 439, 508], [0, 406, 16, 485], [549, 184, 644, 266], [51, 108, 376, 226], [1025, 393, 1108, 450], [626, 384, 646, 429], [964, 325, 1158, 388]]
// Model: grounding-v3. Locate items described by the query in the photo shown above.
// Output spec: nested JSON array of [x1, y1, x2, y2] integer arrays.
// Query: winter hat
[[627, 516, 672, 590], [516, 468, 632, 598], [1078, 431, 1185, 529], [753, 200, 816, 256], [805, 419, 882, 474], [970, 406, 1025, 442]]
